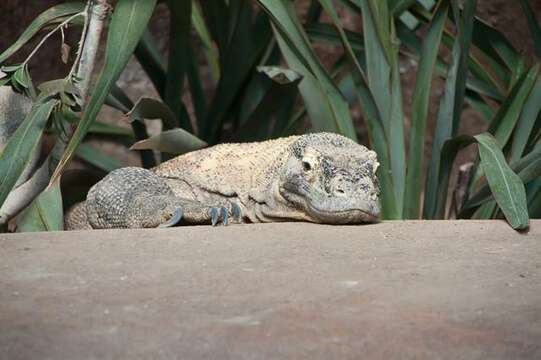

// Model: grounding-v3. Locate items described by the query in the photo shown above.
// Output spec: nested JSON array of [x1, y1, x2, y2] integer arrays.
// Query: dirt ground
[[1, 220, 540, 359]]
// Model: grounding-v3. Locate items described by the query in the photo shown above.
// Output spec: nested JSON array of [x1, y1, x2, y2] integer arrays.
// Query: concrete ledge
[[1, 220, 540, 359]]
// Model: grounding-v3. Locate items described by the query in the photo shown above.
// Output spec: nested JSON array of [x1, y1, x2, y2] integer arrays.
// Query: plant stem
[[68, 2, 91, 79], [22, 12, 84, 67], [76, 0, 111, 102]]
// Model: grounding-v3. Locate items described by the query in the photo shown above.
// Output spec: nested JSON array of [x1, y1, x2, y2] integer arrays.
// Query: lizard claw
[[209, 206, 232, 226], [220, 207, 229, 226], [209, 207, 219, 226], [159, 208, 183, 228], [231, 203, 241, 222]]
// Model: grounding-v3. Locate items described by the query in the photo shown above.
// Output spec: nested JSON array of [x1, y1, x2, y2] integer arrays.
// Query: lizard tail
[[64, 202, 92, 230]]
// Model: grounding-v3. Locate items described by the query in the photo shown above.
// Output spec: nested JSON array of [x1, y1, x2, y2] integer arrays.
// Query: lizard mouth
[[279, 184, 380, 224], [307, 205, 380, 224]]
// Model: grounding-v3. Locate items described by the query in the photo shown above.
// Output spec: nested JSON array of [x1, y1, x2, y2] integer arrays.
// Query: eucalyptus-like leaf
[[130, 128, 207, 155], [0, 100, 56, 207], [476, 133, 529, 229], [435, 133, 529, 229], [126, 97, 177, 129]]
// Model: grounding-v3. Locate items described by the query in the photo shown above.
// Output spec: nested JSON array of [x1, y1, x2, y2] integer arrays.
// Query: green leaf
[[257, 0, 357, 141], [511, 75, 541, 161], [126, 97, 177, 129], [306, 23, 364, 51], [130, 128, 207, 155], [0, 2, 85, 64], [76, 143, 123, 172], [462, 144, 541, 210], [520, 0, 541, 59], [404, 0, 448, 219], [472, 19, 519, 70], [435, 133, 529, 229], [475, 133, 529, 229], [0, 100, 56, 207], [51, 0, 158, 183], [423, 0, 476, 219], [492, 65, 539, 150], [16, 183, 63, 232], [88, 121, 134, 137]]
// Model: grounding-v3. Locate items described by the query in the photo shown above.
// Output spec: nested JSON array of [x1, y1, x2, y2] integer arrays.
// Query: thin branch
[[22, 12, 84, 66], [76, 0, 111, 102], [68, 2, 91, 79]]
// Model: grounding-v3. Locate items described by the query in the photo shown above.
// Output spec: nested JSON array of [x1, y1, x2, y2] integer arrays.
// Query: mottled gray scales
[[65, 133, 381, 230]]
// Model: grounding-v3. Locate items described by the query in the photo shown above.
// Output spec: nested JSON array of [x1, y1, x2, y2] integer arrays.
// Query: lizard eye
[[302, 161, 312, 171]]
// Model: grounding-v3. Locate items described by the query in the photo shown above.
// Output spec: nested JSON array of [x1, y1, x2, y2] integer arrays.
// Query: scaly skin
[[65, 133, 381, 229]]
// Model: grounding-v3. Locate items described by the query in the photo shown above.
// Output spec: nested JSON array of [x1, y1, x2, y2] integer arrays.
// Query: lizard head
[[279, 133, 380, 224]]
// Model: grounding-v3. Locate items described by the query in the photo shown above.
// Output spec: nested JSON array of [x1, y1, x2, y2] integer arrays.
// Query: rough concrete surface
[[1, 220, 540, 360]]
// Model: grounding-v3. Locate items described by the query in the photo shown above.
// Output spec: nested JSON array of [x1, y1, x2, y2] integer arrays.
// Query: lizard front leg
[[86, 167, 240, 229]]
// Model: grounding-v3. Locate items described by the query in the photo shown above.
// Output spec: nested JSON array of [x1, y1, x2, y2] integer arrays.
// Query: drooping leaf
[[435, 133, 529, 229], [126, 97, 177, 129], [130, 128, 207, 155], [51, 0, 158, 183], [475, 133, 529, 229], [462, 144, 541, 210], [0, 100, 56, 207]]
